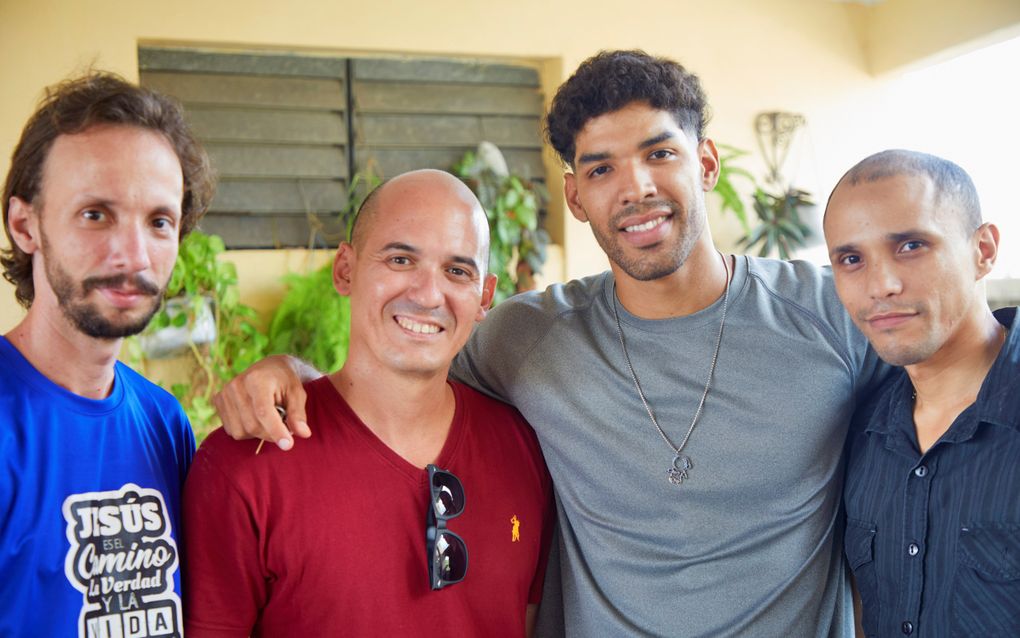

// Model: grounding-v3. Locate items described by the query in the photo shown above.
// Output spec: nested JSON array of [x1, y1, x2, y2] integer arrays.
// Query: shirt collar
[[860, 371, 917, 455], [973, 306, 1020, 432]]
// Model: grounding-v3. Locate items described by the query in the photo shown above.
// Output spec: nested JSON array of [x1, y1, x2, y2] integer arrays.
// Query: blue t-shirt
[[0, 336, 194, 638]]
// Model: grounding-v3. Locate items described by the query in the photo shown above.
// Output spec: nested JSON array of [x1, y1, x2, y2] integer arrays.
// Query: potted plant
[[452, 142, 550, 305], [713, 143, 757, 234], [738, 188, 816, 259], [125, 230, 268, 439], [711, 143, 816, 260]]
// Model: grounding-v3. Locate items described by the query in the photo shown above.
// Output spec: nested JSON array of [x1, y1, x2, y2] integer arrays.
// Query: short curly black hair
[[545, 50, 711, 168]]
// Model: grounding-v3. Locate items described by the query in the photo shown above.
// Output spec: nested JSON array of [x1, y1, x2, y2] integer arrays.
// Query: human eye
[[389, 255, 412, 266], [447, 265, 475, 279], [82, 208, 105, 222], [151, 216, 177, 232], [648, 148, 675, 160], [587, 165, 610, 179], [899, 240, 925, 253], [837, 253, 862, 267]]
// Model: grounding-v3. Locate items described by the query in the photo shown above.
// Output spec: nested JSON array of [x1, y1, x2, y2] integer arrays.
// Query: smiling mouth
[[623, 215, 669, 233], [395, 316, 442, 335]]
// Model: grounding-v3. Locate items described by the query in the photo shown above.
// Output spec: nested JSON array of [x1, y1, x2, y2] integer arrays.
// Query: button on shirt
[[844, 307, 1020, 638]]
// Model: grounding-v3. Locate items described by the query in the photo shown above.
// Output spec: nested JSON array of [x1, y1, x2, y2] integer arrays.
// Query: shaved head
[[333, 168, 497, 378], [349, 169, 489, 271], [826, 149, 981, 236]]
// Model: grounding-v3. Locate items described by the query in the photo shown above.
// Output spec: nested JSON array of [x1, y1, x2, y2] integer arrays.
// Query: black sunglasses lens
[[431, 471, 465, 518], [426, 465, 468, 590], [434, 532, 467, 583]]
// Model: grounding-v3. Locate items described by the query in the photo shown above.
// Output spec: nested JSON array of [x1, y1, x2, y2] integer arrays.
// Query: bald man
[[182, 170, 554, 637], [825, 150, 1019, 637]]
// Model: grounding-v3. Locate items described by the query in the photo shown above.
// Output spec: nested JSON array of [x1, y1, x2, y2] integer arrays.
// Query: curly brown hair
[[545, 50, 711, 168], [1, 71, 215, 308]]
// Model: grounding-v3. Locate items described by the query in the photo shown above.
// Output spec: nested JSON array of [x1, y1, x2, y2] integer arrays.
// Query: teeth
[[396, 317, 440, 334], [624, 216, 666, 233]]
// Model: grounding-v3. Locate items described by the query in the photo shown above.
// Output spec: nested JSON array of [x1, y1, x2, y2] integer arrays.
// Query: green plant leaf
[[452, 147, 549, 305]]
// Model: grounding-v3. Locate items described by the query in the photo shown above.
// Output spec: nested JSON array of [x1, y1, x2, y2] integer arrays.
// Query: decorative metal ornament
[[668, 454, 694, 485], [754, 111, 805, 188]]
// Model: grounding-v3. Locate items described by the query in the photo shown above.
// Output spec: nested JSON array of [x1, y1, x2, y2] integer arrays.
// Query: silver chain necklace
[[611, 252, 731, 486]]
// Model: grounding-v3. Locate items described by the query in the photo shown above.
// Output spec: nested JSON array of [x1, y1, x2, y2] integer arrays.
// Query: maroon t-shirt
[[183, 378, 553, 637]]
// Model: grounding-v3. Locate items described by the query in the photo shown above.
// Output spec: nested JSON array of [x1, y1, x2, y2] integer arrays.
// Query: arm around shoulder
[[213, 354, 319, 451]]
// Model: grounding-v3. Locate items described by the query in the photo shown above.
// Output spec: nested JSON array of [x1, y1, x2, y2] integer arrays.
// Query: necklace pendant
[[667, 454, 693, 485]]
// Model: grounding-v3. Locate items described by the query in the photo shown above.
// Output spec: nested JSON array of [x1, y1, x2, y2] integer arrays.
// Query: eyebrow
[[638, 131, 675, 150], [577, 151, 610, 166], [380, 242, 480, 273], [887, 229, 933, 243], [828, 242, 856, 259], [576, 130, 676, 166], [381, 241, 417, 253], [77, 195, 181, 217], [450, 255, 480, 273]]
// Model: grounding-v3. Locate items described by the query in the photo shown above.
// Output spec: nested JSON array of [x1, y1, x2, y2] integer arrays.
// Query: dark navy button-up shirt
[[844, 307, 1020, 638]]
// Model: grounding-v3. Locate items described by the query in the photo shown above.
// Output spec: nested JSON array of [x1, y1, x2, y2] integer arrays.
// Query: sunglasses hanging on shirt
[[426, 464, 468, 590]]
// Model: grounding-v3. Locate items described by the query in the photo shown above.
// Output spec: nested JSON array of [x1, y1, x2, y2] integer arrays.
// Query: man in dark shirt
[[824, 149, 1019, 637]]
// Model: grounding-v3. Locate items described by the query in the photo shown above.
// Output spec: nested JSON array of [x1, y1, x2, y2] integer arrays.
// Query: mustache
[[614, 199, 682, 222], [390, 300, 451, 324], [81, 273, 162, 297]]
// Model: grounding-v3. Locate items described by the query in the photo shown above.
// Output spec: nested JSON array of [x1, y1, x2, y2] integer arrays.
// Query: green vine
[[125, 231, 268, 440]]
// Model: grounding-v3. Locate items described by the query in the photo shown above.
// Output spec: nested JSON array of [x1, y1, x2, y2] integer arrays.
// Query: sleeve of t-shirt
[[812, 265, 893, 403], [451, 291, 549, 404], [178, 408, 196, 485], [182, 432, 266, 637]]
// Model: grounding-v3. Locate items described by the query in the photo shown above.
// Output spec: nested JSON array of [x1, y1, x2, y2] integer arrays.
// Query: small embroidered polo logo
[[510, 514, 521, 542]]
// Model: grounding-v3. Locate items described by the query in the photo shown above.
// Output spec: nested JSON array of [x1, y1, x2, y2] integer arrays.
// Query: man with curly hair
[[0, 72, 214, 637], [217, 51, 884, 637]]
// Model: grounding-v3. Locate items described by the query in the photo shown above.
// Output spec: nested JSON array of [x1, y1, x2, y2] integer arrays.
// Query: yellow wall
[[855, 0, 1020, 74], [2, 0, 1018, 333]]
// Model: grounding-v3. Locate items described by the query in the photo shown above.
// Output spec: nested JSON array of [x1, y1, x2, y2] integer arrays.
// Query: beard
[[41, 237, 165, 340], [587, 198, 706, 282]]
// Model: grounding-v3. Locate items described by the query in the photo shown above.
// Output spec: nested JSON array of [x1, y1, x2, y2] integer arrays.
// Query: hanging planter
[[137, 295, 216, 359]]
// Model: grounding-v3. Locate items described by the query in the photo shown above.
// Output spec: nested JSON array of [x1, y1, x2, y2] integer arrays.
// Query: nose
[[619, 161, 657, 206], [866, 258, 902, 299], [408, 267, 444, 308], [109, 222, 152, 273]]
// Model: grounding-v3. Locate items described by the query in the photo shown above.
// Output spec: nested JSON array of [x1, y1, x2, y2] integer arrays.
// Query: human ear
[[7, 196, 40, 255], [475, 273, 498, 321], [698, 138, 721, 192], [332, 242, 355, 296], [564, 173, 588, 223], [973, 222, 999, 279]]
